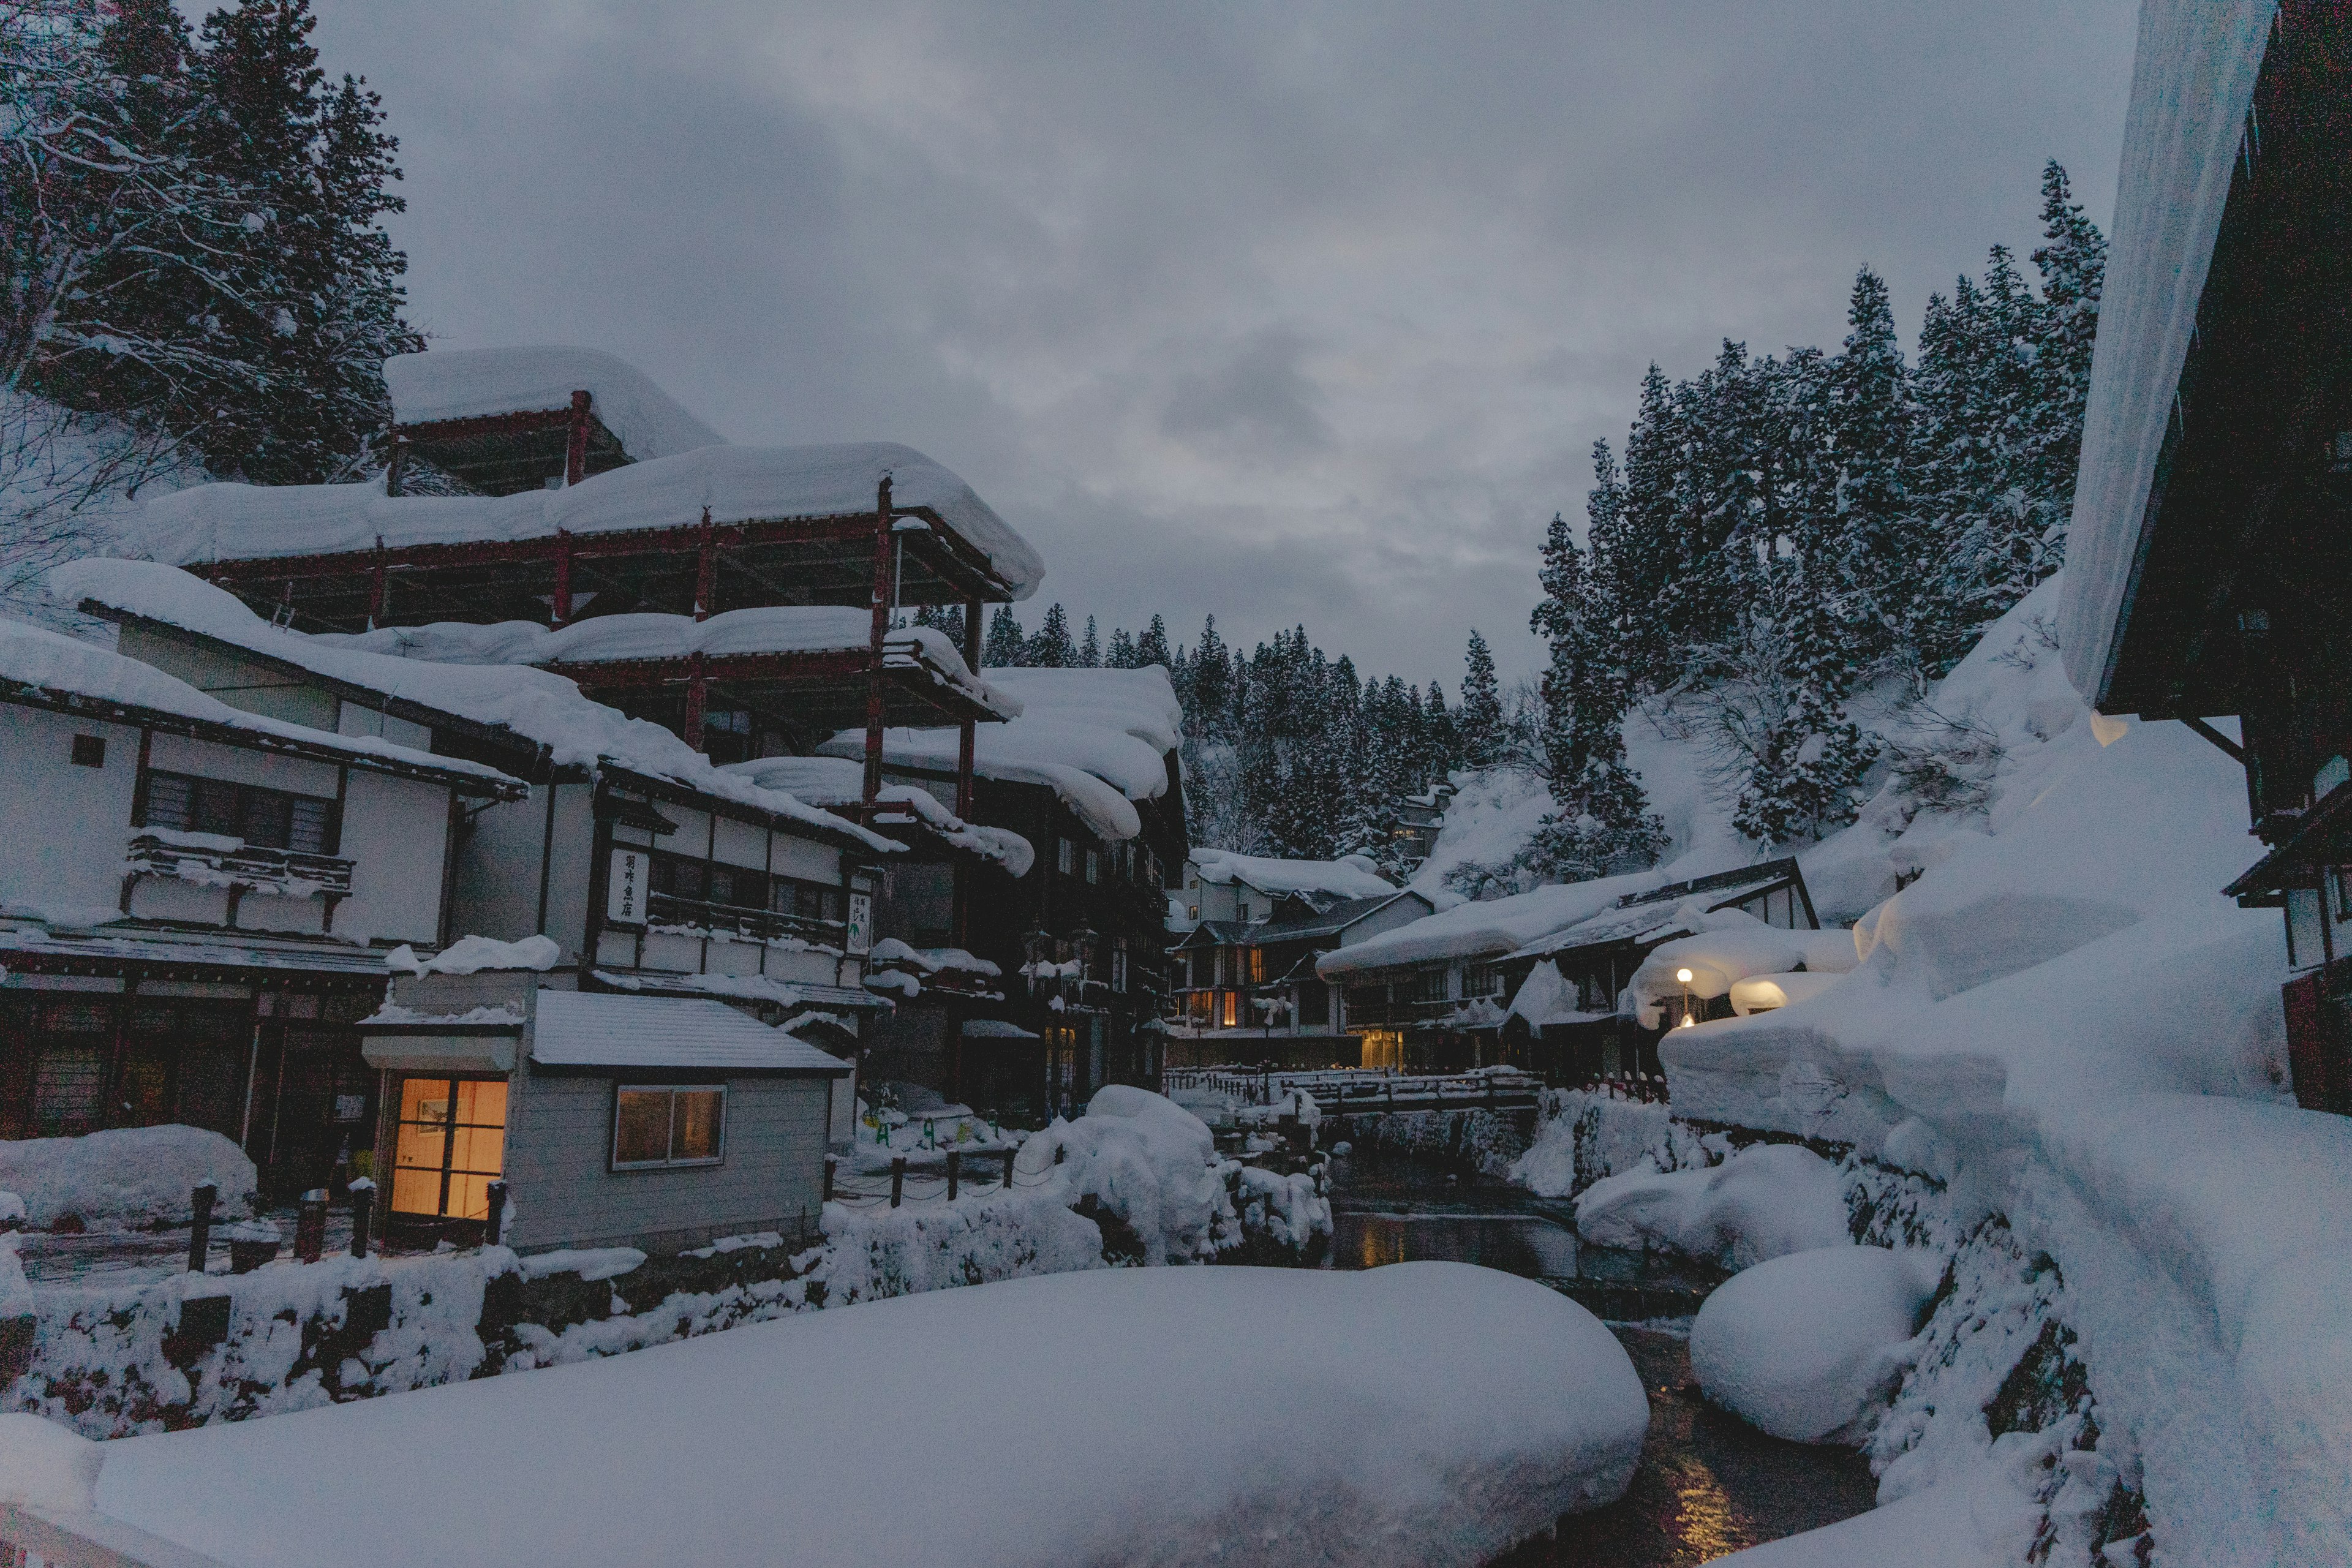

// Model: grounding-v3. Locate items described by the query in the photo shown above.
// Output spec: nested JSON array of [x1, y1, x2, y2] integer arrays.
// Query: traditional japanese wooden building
[[1164, 888, 1437, 1069], [0, 612, 525, 1199], [2057, 1, 2352, 1111]]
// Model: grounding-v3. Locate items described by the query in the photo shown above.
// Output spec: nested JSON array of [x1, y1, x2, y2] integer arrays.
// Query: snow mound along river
[[78, 1263, 1648, 1568], [1690, 1244, 1942, 1445]]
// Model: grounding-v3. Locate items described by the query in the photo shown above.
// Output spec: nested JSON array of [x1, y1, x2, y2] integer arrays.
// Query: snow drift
[[85, 1264, 1649, 1568], [1689, 1245, 1940, 1444], [1572, 1142, 1850, 1270], [0, 1126, 255, 1230]]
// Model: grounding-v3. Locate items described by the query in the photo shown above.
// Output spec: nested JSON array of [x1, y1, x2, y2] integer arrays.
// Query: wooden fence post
[[946, 1150, 961, 1201], [1001, 1147, 1018, 1189], [890, 1156, 906, 1208], [823, 1154, 839, 1204], [347, 1178, 374, 1258], [483, 1180, 508, 1246], [186, 1182, 216, 1276]]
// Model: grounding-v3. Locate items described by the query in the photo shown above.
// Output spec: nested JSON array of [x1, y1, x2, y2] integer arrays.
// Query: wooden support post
[[693, 508, 716, 620], [347, 1177, 374, 1258], [385, 436, 408, 497], [684, 650, 709, 752], [368, 539, 387, 628], [564, 390, 591, 488], [823, 1153, 838, 1204], [484, 1180, 509, 1246], [552, 530, 573, 625], [889, 1156, 906, 1208], [1001, 1146, 1017, 1189], [957, 598, 981, 819], [187, 1182, 216, 1275], [946, 1149, 961, 1202], [294, 1189, 327, 1264], [862, 477, 896, 814]]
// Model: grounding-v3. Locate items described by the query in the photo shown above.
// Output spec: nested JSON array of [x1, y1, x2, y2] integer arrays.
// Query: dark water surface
[[1320, 1151, 1879, 1565]]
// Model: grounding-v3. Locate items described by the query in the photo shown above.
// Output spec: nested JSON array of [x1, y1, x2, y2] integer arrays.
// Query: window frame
[[609, 1082, 729, 1172], [387, 1074, 508, 1221], [141, 769, 337, 854]]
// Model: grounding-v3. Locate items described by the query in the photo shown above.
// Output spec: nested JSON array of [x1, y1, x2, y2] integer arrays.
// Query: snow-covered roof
[[530, 989, 850, 1073], [132, 442, 1045, 601], [2057, 0, 2277, 707], [818, 665, 1183, 842], [1190, 850, 1395, 900], [50, 560, 899, 853], [315, 606, 1020, 722], [589, 969, 894, 1013], [0, 611, 519, 792], [720, 755, 1034, 875], [384, 347, 727, 460], [1506, 962, 1608, 1029], [1626, 909, 1858, 1028], [0, 918, 401, 975], [1317, 870, 1667, 979]]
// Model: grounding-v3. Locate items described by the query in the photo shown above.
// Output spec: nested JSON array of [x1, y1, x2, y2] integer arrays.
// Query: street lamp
[[1675, 967, 1695, 1028]]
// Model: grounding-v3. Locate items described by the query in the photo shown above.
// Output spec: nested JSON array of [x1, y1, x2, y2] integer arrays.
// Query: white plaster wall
[[0, 709, 141, 918], [336, 769, 450, 944]]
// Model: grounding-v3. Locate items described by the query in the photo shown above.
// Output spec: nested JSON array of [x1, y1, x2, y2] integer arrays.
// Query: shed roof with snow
[[530, 990, 850, 1074]]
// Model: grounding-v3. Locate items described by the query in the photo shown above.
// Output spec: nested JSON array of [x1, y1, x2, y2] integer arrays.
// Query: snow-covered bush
[[814, 1189, 1106, 1305], [1691, 1245, 1940, 1444], [1016, 1085, 1330, 1264], [0, 1126, 256, 1230], [1572, 1142, 1850, 1270]]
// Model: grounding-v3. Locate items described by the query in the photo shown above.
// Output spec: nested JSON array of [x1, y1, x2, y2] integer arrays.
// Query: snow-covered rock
[[1572, 1142, 1849, 1270], [1691, 1245, 1941, 1444], [0, 1126, 255, 1231], [89, 1264, 1649, 1568]]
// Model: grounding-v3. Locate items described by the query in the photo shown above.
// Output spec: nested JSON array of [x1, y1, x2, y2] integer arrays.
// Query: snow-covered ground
[[42, 1264, 1648, 1568], [0, 1126, 257, 1231]]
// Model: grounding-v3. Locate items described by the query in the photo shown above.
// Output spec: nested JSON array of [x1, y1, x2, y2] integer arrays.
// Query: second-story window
[[145, 771, 334, 854], [1085, 848, 1099, 884], [1112, 938, 1129, 992], [1057, 838, 1076, 876]]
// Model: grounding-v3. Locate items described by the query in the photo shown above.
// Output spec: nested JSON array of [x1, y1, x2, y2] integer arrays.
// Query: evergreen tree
[[1458, 630, 1502, 767], [1136, 614, 1172, 670], [983, 605, 1025, 668], [1422, 681, 1458, 775], [1026, 602, 1076, 666], [1079, 614, 1101, 667], [1524, 501, 1665, 880], [1106, 625, 1137, 667], [1188, 616, 1232, 739]]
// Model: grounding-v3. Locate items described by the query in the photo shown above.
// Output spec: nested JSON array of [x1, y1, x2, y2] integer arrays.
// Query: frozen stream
[[1319, 1149, 1878, 1565]]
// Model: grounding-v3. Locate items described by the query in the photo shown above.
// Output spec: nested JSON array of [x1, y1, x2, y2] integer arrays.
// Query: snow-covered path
[[77, 1264, 1647, 1568]]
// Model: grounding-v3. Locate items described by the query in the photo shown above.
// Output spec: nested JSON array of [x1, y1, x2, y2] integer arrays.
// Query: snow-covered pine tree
[[1524, 502, 1667, 880], [186, 0, 416, 481], [1421, 680, 1457, 777], [1136, 614, 1172, 671], [1025, 603, 1076, 666], [1458, 630, 1502, 767], [1613, 366, 1685, 690], [1188, 616, 1232, 739], [1079, 614, 1101, 667], [983, 605, 1025, 667], [1823, 266, 1913, 669], [2024, 159, 2105, 580], [1106, 625, 1137, 666]]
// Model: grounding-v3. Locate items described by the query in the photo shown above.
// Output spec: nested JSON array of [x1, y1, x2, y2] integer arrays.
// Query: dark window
[[70, 734, 105, 767], [143, 770, 334, 853]]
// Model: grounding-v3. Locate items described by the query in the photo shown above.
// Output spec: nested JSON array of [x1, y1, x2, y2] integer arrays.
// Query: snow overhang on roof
[[0, 611, 524, 799], [818, 666, 1182, 842], [133, 442, 1045, 608], [49, 560, 900, 855], [960, 1018, 1040, 1039], [1189, 849, 1397, 901], [2056, 0, 2280, 712], [531, 989, 850, 1073], [385, 346, 726, 465]]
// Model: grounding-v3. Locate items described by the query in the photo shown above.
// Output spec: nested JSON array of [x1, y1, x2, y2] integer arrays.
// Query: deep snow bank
[[1690, 1245, 1940, 1444], [0, 1127, 255, 1230], [1573, 1143, 1850, 1270], [89, 1264, 1649, 1568]]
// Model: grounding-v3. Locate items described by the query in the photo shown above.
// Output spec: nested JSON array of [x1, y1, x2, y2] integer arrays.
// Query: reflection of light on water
[[1666, 1453, 1747, 1559], [1358, 1221, 1406, 1269]]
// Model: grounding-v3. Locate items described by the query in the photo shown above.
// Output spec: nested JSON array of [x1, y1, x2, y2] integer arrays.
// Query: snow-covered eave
[[2057, 0, 2278, 706], [596, 761, 903, 856], [0, 679, 524, 799], [1315, 933, 1517, 982]]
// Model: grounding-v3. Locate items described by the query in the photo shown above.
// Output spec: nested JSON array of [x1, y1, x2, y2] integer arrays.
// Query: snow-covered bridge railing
[[1165, 1066, 1544, 1113]]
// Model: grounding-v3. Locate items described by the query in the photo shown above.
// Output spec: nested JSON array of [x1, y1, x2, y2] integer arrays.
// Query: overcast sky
[[311, 1, 2138, 690]]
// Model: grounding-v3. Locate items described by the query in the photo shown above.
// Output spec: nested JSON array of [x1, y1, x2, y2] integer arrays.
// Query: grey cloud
[[312, 0, 2137, 684]]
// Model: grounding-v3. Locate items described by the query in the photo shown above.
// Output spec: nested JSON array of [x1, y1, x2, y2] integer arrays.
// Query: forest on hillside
[[979, 162, 2106, 890]]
